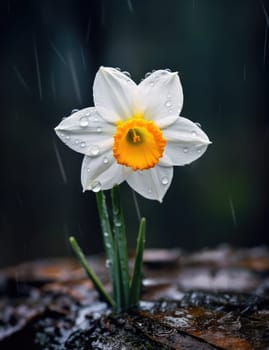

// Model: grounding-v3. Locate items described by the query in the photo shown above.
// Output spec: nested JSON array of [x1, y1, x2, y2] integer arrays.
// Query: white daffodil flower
[[55, 67, 210, 202]]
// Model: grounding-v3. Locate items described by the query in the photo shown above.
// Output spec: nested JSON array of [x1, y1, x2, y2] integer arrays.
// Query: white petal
[[93, 67, 138, 120], [163, 117, 211, 166], [138, 70, 183, 126], [81, 152, 130, 191], [55, 107, 114, 157], [126, 164, 173, 202]]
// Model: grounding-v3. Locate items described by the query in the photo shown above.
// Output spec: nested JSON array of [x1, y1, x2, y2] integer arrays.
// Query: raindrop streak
[[68, 52, 82, 105], [86, 16, 92, 42], [126, 0, 134, 13], [51, 71, 56, 99], [53, 141, 68, 184], [263, 25, 268, 65], [228, 197, 238, 228], [80, 47, 87, 71], [132, 189, 142, 223], [33, 38, 42, 99], [260, 0, 269, 27], [49, 40, 67, 66], [12, 65, 31, 95]]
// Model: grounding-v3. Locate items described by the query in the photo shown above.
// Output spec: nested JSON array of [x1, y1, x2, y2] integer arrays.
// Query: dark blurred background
[[1, 0, 269, 268]]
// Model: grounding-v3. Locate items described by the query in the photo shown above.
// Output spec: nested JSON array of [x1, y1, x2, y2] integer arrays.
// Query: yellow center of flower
[[113, 118, 166, 170]]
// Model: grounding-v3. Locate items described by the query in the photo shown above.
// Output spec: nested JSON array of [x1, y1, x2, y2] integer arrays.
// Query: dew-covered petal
[[163, 117, 211, 166], [126, 162, 173, 202], [81, 152, 131, 191], [138, 70, 183, 126], [55, 107, 115, 157], [93, 66, 137, 120]]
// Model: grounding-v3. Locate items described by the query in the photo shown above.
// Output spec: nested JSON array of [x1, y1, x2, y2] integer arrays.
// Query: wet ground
[[0, 246, 269, 349]]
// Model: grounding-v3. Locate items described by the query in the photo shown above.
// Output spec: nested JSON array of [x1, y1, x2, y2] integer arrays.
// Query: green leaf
[[111, 185, 130, 310], [69, 236, 115, 308], [95, 191, 120, 306], [129, 217, 146, 307]]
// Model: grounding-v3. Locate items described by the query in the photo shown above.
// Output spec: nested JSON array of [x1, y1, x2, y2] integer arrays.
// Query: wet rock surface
[[0, 246, 269, 349]]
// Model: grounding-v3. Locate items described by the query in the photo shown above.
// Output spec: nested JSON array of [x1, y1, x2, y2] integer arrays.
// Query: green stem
[[95, 191, 120, 305], [69, 236, 115, 308], [129, 217, 146, 307], [111, 185, 130, 310]]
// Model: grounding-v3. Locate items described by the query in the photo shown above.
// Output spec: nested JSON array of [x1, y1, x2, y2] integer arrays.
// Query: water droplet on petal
[[65, 135, 70, 140], [103, 156, 109, 164], [197, 148, 202, 154], [75, 139, 79, 144], [195, 122, 201, 128], [96, 126, 102, 133], [71, 109, 79, 114], [90, 145, 100, 156], [183, 147, 189, 153], [85, 111, 91, 116], [165, 101, 172, 107], [161, 176, 169, 185], [165, 68, 172, 72], [80, 116, 89, 127], [149, 81, 154, 87], [80, 141, 86, 148], [87, 167, 91, 172], [92, 181, 101, 192], [191, 131, 197, 137], [148, 188, 152, 194], [145, 72, 152, 78], [122, 71, 131, 78], [115, 67, 121, 71]]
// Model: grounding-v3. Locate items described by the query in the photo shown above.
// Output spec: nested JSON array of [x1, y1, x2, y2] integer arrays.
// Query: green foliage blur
[[1, 0, 268, 267]]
